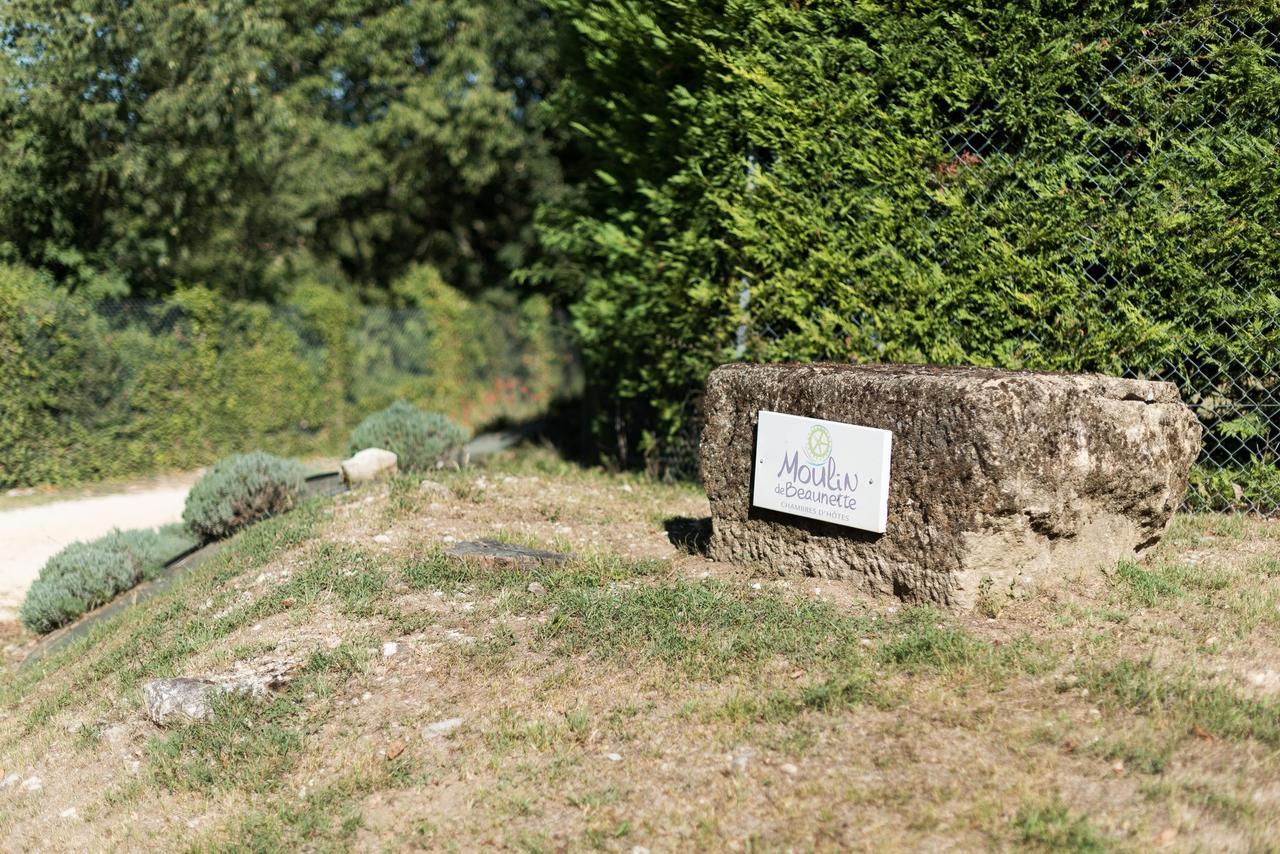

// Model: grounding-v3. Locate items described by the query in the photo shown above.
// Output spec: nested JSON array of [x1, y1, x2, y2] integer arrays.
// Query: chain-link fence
[[733, 5, 1280, 513], [959, 7, 1277, 514]]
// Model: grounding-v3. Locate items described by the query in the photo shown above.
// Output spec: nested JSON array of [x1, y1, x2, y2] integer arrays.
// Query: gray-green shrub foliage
[[19, 524, 197, 634], [183, 452, 308, 541], [348, 400, 467, 472]]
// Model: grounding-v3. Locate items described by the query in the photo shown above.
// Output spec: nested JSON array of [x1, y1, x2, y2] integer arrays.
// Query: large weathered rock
[[143, 677, 221, 724], [142, 656, 300, 725], [701, 363, 1201, 608]]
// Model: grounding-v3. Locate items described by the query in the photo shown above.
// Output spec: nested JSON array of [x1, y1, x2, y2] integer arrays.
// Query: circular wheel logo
[[803, 424, 832, 464]]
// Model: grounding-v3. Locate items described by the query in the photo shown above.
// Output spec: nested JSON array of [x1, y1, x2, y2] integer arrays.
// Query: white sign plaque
[[752, 410, 892, 533]]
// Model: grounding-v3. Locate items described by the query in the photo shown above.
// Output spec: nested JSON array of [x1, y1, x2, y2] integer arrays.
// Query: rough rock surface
[[143, 677, 222, 724], [445, 539, 568, 567], [340, 448, 399, 484], [701, 363, 1202, 608], [143, 656, 300, 724]]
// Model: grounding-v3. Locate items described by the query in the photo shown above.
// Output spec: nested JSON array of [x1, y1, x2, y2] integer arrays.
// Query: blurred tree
[[0, 0, 561, 298]]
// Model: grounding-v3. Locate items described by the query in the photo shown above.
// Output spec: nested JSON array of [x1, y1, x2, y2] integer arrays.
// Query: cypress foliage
[[533, 1, 1280, 470]]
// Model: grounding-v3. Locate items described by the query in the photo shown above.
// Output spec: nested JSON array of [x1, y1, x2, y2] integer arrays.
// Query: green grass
[[1013, 800, 1110, 851], [148, 645, 370, 794], [1109, 560, 1186, 606], [1, 499, 324, 725], [1086, 734, 1176, 775], [1081, 659, 1280, 747], [147, 692, 305, 794], [401, 546, 665, 596], [538, 579, 868, 678], [192, 766, 407, 852]]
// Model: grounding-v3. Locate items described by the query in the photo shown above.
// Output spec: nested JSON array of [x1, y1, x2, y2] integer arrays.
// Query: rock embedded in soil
[[701, 363, 1202, 608], [143, 678, 222, 724], [419, 479, 452, 499], [143, 658, 300, 724], [423, 717, 463, 739], [445, 539, 568, 568]]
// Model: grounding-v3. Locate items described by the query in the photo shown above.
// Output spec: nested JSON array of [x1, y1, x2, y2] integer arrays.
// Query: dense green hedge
[[0, 264, 575, 488], [534, 0, 1280, 473]]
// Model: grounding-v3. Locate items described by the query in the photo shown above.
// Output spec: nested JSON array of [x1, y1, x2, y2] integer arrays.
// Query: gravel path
[[0, 480, 195, 622], [0, 435, 513, 624]]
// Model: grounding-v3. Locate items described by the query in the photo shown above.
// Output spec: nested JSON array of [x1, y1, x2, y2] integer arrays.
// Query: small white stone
[[423, 717, 464, 738], [751, 583, 762, 590], [21, 776, 42, 792], [780, 763, 799, 776], [59, 807, 77, 819], [361, 692, 373, 701], [0, 772, 19, 788], [1247, 670, 1277, 688], [340, 448, 398, 483], [382, 642, 399, 658], [373, 533, 392, 544], [605, 752, 622, 762]]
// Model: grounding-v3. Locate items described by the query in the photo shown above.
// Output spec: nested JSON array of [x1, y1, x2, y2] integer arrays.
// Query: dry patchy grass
[[1, 448, 1279, 851]]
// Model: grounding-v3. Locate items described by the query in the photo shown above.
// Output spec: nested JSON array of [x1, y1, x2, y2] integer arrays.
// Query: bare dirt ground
[[1, 448, 1279, 851], [0, 474, 198, 623]]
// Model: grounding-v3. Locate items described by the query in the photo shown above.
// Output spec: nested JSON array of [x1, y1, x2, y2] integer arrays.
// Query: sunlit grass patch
[[400, 547, 665, 596], [1081, 659, 1280, 747], [190, 760, 410, 852], [147, 692, 305, 794], [1085, 734, 1176, 775], [538, 578, 868, 678], [147, 644, 370, 794], [1104, 556, 1280, 638], [1013, 799, 1110, 852]]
